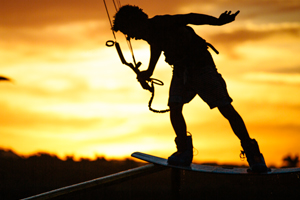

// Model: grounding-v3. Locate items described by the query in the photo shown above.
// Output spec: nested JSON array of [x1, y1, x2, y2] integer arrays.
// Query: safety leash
[[148, 79, 170, 113]]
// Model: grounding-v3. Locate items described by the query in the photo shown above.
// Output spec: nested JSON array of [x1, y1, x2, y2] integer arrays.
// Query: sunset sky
[[1, 0, 300, 167]]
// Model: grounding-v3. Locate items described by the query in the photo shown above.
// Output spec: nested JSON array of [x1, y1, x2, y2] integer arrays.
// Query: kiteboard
[[131, 152, 300, 174]]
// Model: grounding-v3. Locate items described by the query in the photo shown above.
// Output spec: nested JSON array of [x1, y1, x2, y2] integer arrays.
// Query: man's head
[[112, 5, 148, 39]]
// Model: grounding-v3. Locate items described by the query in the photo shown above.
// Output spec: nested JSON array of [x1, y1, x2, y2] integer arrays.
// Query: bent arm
[[138, 43, 162, 80], [147, 44, 162, 75]]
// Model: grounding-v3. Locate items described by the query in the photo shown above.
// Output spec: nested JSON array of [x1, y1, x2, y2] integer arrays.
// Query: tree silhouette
[[283, 154, 299, 167]]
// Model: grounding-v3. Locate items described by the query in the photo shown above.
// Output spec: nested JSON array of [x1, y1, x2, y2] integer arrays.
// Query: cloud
[[0, 0, 105, 28], [209, 24, 300, 44], [1, 0, 300, 163], [271, 66, 300, 74], [0, 101, 106, 133], [203, 23, 300, 57], [2, 0, 299, 52], [1, 0, 300, 29], [0, 21, 108, 51], [243, 72, 300, 85], [0, 0, 186, 28], [237, 0, 300, 20]]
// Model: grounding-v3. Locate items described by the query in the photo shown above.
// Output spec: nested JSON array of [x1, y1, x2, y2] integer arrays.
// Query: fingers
[[234, 10, 240, 16], [219, 10, 240, 24], [223, 10, 240, 16]]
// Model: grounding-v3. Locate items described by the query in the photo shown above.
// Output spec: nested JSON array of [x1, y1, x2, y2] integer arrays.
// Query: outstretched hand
[[218, 10, 240, 25]]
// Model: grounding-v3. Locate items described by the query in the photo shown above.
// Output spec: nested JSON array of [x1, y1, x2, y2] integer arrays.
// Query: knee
[[218, 104, 239, 119]]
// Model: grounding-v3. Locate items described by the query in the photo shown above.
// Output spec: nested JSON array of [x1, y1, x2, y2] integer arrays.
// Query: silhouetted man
[[112, 5, 269, 172]]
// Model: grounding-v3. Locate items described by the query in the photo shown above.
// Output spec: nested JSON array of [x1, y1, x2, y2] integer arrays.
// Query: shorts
[[168, 52, 233, 109]]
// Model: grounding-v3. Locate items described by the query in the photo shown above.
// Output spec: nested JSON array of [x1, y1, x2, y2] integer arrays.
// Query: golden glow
[[1, 0, 300, 167], [244, 72, 300, 84]]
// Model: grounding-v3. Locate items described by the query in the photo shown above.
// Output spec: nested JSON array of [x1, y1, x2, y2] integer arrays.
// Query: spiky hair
[[112, 5, 148, 32]]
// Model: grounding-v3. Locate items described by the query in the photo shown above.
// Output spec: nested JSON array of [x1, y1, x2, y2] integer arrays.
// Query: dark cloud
[[1, 0, 299, 46], [2, 0, 299, 28], [0, 22, 107, 50], [0, 0, 182, 28], [0, 0, 104, 28], [237, 0, 300, 20], [1, 0, 299, 59]]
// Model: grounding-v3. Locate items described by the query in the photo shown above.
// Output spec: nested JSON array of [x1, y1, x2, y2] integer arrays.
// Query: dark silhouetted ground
[[0, 149, 299, 200]]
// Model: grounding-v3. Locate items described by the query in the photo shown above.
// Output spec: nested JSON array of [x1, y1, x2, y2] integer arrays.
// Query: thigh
[[168, 69, 196, 106], [192, 71, 233, 109]]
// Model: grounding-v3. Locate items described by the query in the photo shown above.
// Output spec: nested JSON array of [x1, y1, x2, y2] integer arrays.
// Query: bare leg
[[218, 104, 269, 172], [169, 103, 187, 140], [168, 103, 193, 166], [218, 104, 251, 142]]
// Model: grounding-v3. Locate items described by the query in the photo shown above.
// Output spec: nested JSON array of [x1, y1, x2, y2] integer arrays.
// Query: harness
[[207, 43, 219, 54]]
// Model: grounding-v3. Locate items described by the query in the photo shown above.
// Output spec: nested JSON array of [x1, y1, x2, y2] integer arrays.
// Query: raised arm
[[174, 10, 240, 26]]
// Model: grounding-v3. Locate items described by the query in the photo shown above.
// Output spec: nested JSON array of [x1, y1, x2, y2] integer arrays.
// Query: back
[[147, 15, 207, 65]]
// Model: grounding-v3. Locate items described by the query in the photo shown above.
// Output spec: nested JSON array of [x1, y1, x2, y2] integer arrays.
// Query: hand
[[137, 70, 152, 82], [218, 10, 240, 25]]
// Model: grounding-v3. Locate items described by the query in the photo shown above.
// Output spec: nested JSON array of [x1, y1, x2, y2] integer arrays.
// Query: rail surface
[[22, 164, 165, 200]]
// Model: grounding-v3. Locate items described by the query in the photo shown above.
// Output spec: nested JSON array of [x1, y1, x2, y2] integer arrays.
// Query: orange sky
[[1, 0, 300, 167]]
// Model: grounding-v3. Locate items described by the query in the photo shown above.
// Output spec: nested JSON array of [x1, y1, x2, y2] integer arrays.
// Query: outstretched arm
[[174, 10, 240, 26]]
